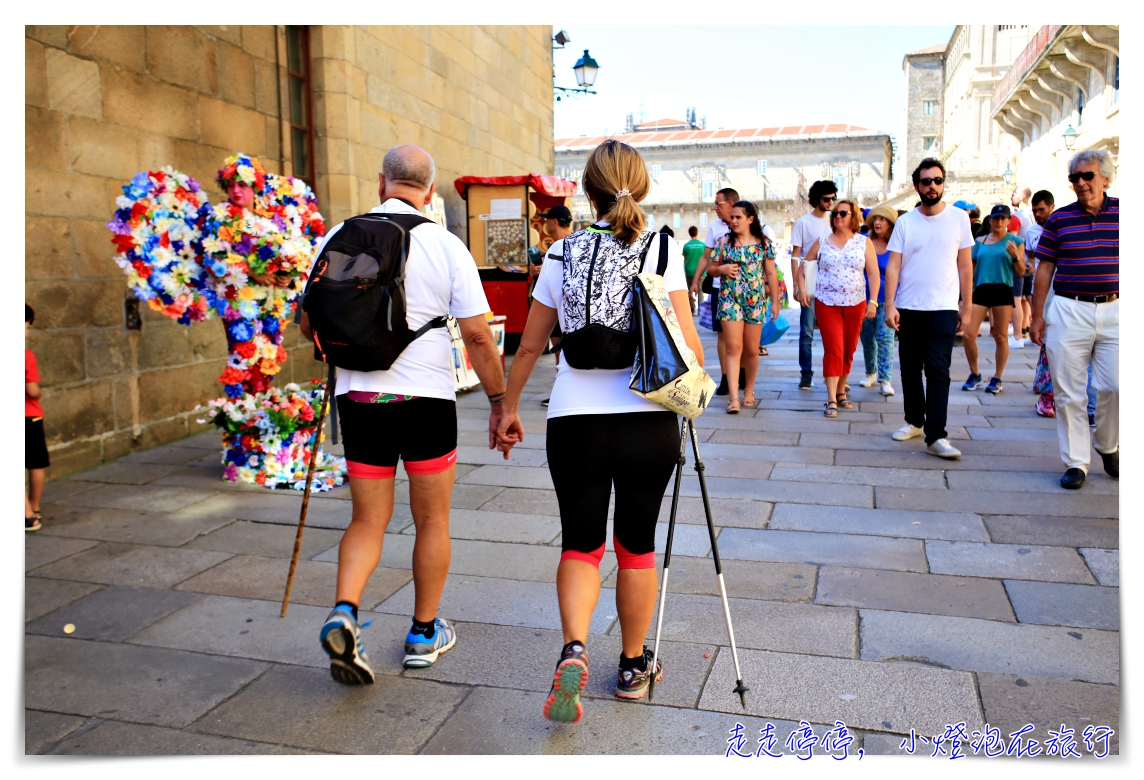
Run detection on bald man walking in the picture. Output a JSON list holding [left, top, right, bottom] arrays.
[[301, 145, 507, 684]]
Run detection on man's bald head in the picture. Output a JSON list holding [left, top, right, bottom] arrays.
[[383, 145, 436, 192]]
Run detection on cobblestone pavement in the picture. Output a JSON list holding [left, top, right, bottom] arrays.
[[25, 311, 1119, 756]]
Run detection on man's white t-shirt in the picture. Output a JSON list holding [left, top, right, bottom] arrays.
[[790, 212, 831, 260], [1024, 223, 1044, 270], [532, 230, 688, 418], [317, 199, 491, 401], [887, 203, 975, 311], [1014, 207, 1034, 241], [704, 220, 730, 289]]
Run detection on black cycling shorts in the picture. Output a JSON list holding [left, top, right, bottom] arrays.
[[546, 411, 680, 569], [973, 283, 1016, 309], [336, 396, 457, 478]]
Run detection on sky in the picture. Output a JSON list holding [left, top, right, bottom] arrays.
[[552, 26, 955, 151]]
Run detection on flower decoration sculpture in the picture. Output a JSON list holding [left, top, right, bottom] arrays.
[[109, 154, 342, 491]]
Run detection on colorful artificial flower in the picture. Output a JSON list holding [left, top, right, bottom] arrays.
[[216, 152, 268, 194]]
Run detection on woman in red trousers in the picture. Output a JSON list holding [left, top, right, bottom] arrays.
[[794, 199, 880, 417]]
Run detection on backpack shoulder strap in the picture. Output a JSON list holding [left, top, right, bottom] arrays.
[[656, 232, 670, 276]]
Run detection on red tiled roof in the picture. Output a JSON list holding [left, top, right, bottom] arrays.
[[635, 118, 689, 129], [907, 44, 946, 56], [554, 124, 872, 147]]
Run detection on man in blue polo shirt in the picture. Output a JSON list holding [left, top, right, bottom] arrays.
[[1030, 149, 1119, 490]]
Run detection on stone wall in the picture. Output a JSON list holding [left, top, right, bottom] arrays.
[[25, 25, 554, 478], [903, 54, 943, 177]]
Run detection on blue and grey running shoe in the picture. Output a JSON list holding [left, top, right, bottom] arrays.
[[402, 617, 456, 668], [544, 642, 589, 723], [319, 605, 374, 685], [985, 377, 1003, 394], [962, 373, 984, 391], [614, 646, 664, 700]]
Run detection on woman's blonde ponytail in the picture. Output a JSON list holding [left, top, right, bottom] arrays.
[[582, 140, 651, 244]]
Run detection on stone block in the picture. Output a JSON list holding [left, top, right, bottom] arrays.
[[24, 216, 72, 278], [27, 585, 201, 641], [377, 574, 617, 634], [38, 478, 101, 506], [657, 496, 773, 530], [57, 484, 218, 513], [606, 555, 816, 602], [770, 504, 988, 542], [859, 609, 1119, 684], [26, 106, 68, 173], [185, 519, 345, 559], [25, 171, 110, 220], [45, 47, 102, 119], [40, 381, 118, 444], [394, 481, 504, 511], [25, 577, 103, 623], [38, 538, 222, 585], [984, 515, 1118, 549], [101, 67, 199, 140], [72, 217, 123, 279], [241, 25, 277, 61], [677, 475, 872, 508], [699, 647, 984, 735], [49, 720, 315, 755], [26, 38, 48, 108], [39, 506, 230, 547], [948, 469, 1118, 495], [193, 665, 465, 753], [69, 115, 140, 179], [694, 441, 835, 465], [876, 487, 1117, 519], [67, 460, 185, 485], [217, 42, 256, 108], [145, 26, 217, 94], [24, 709, 86, 755], [701, 459, 775, 480], [966, 427, 1056, 442], [835, 448, 1063, 473], [456, 465, 554, 490], [708, 428, 803, 447], [176, 491, 353, 530], [175, 555, 409, 611], [25, 536, 99, 572], [719, 528, 928, 572], [816, 567, 1015, 621], [27, 330, 84, 385], [770, 464, 945, 489], [477, 487, 560, 516], [977, 672, 1119, 756], [381, 535, 564, 583], [1004, 580, 1118, 630], [199, 95, 265, 153], [926, 541, 1095, 584], [455, 444, 547, 468], [81, 329, 132, 380], [1080, 548, 1118, 586], [25, 634, 267, 728], [41, 440, 103, 479], [64, 25, 147, 71], [253, 59, 279, 115], [441, 508, 561, 544]]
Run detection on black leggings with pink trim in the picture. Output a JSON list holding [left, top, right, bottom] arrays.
[[336, 395, 457, 478], [546, 410, 680, 569]]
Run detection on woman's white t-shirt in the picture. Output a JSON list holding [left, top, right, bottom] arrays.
[[532, 229, 688, 418]]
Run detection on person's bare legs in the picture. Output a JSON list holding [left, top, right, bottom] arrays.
[[407, 466, 456, 622], [740, 323, 763, 402], [722, 321, 745, 400], [335, 476, 396, 606], [28, 468, 45, 513], [616, 568, 658, 658], [716, 331, 726, 381], [825, 375, 841, 404], [990, 306, 1013, 379], [963, 304, 989, 376], [557, 558, 601, 644]]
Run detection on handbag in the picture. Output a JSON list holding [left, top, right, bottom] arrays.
[[701, 274, 715, 295], [697, 296, 714, 330], [630, 236, 717, 419], [759, 298, 790, 346]]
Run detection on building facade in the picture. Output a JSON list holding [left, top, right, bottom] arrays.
[[902, 45, 945, 178], [555, 123, 893, 244], [25, 25, 554, 476]]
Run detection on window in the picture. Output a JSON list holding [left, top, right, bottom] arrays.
[[1077, 88, 1085, 125], [702, 181, 715, 200], [923, 136, 937, 150], [673, 213, 681, 229], [700, 213, 708, 228], [645, 213, 655, 229], [923, 101, 935, 115], [286, 26, 315, 183], [832, 166, 847, 197], [756, 159, 768, 177], [650, 164, 662, 179]]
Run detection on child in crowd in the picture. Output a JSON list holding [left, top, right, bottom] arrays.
[[26, 304, 48, 532]]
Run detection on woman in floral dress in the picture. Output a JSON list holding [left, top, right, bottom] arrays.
[[709, 201, 780, 413]]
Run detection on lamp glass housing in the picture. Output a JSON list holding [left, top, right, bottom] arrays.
[[573, 50, 599, 88]]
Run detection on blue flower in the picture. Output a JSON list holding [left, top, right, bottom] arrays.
[[229, 321, 253, 341]]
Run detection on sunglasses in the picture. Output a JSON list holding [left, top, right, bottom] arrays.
[[919, 177, 945, 186], [820, 196, 836, 204], [1068, 171, 1097, 184], [833, 210, 851, 219]]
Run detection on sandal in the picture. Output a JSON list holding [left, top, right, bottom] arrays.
[[835, 394, 854, 410], [758, 345, 768, 356], [726, 400, 741, 414], [823, 401, 839, 418], [743, 393, 757, 408]]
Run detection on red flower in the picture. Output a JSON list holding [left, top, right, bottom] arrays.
[[276, 345, 288, 363], [235, 341, 257, 359], [255, 472, 267, 485], [219, 367, 245, 385], [130, 202, 148, 220]]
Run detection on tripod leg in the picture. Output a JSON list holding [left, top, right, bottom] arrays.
[[648, 418, 687, 702], [687, 419, 749, 709]]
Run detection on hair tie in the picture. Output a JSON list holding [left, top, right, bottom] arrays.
[[615, 189, 631, 198]]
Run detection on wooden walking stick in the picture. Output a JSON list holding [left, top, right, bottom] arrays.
[[280, 372, 334, 617]]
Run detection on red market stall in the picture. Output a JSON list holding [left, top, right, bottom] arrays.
[[454, 174, 578, 347]]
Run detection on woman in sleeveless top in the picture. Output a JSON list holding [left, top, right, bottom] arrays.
[[859, 206, 897, 396], [797, 199, 880, 417]]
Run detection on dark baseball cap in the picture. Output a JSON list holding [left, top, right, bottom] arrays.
[[989, 204, 1011, 220], [538, 205, 572, 222]]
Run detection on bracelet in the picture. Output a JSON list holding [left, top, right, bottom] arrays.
[[489, 397, 504, 405], [487, 392, 506, 405]]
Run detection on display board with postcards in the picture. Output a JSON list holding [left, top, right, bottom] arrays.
[[449, 314, 506, 392]]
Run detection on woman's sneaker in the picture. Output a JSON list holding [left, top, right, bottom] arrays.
[[1035, 394, 1055, 417], [615, 646, 664, 700], [985, 377, 1003, 394], [319, 606, 375, 685], [860, 373, 877, 387], [544, 642, 589, 723], [403, 617, 457, 668], [962, 373, 984, 391], [880, 381, 895, 396]]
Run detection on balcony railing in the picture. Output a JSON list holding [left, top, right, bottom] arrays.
[[993, 25, 1064, 109]]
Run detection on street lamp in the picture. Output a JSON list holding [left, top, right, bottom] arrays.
[[572, 50, 599, 89], [1062, 124, 1079, 150], [1002, 164, 1014, 186], [553, 32, 600, 101]]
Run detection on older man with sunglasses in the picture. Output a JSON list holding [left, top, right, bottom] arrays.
[[1029, 150, 1119, 490]]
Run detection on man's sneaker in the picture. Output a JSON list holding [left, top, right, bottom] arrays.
[[985, 377, 1003, 394], [716, 374, 729, 396], [403, 617, 456, 668], [25, 517, 42, 532], [962, 373, 984, 391], [319, 606, 375, 685], [860, 373, 878, 387], [880, 381, 895, 397], [892, 424, 924, 441], [926, 438, 962, 459], [541, 398, 550, 407], [798, 376, 813, 391], [544, 642, 589, 723], [614, 646, 664, 701]]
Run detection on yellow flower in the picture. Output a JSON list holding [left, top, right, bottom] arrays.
[[238, 286, 256, 300], [260, 358, 282, 375]]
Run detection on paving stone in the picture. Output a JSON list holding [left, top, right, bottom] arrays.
[[169, 431, 224, 449], [604, 556, 816, 602], [1080, 548, 1118, 586], [803, 432, 1041, 457], [815, 567, 1014, 621], [458, 429, 548, 450], [25, 635, 268, 728], [859, 733, 929, 756], [120, 445, 214, 465], [184, 520, 347, 560], [388, 535, 565, 582], [877, 487, 1118, 519], [699, 647, 984, 735], [175, 492, 354, 530], [193, 665, 466, 753], [177, 553, 410, 609], [457, 465, 555, 490], [66, 460, 187, 485], [1003, 581, 1119, 630], [24, 536, 99, 572], [701, 459, 776, 480], [657, 496, 773, 530], [32, 543, 233, 589], [38, 480, 102, 505], [981, 415, 1062, 429], [849, 422, 970, 439], [679, 475, 872, 508], [54, 484, 219, 513], [769, 463, 945, 489], [984, 516, 1119, 549], [404, 621, 716, 709], [376, 575, 617, 635], [24, 710, 87, 754], [49, 720, 317, 755], [859, 610, 1119, 684], [770, 504, 988, 542], [707, 429, 800, 446], [947, 470, 1119, 495], [38, 507, 232, 547], [836, 450, 1065, 474], [692, 441, 834, 465], [27, 586, 202, 641], [926, 541, 1095, 584], [149, 467, 270, 493], [977, 673, 1119, 755], [478, 487, 562, 517], [25, 578, 103, 622], [965, 427, 1056, 442], [392, 481, 505, 510], [455, 444, 548, 467], [719, 528, 928, 572], [628, 592, 856, 658], [424, 507, 560, 544]]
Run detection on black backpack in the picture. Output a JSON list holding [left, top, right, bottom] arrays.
[[297, 211, 447, 372]]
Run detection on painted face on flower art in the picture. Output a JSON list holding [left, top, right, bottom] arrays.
[[227, 181, 256, 209]]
